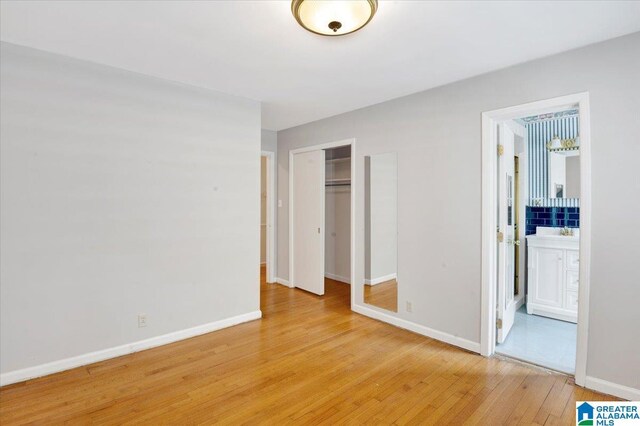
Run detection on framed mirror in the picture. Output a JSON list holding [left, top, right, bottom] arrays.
[[364, 152, 398, 312], [548, 150, 580, 199]]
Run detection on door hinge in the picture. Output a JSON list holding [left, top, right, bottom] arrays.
[[497, 144, 504, 156], [497, 231, 504, 242], [496, 318, 503, 329]]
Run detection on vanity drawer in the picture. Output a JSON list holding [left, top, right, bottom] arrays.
[[566, 270, 580, 291], [566, 290, 579, 311], [566, 250, 580, 271]]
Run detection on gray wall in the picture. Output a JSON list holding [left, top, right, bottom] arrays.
[[261, 129, 277, 153], [566, 155, 581, 199], [0, 43, 261, 375], [277, 33, 640, 390]]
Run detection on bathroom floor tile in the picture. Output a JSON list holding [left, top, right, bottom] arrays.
[[496, 305, 577, 374]]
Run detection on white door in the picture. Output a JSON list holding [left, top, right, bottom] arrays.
[[497, 123, 518, 343], [292, 150, 325, 295]]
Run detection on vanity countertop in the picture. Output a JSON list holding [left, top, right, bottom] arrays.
[[526, 227, 579, 246]]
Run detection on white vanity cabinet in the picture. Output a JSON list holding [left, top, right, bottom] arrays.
[[526, 230, 579, 323]]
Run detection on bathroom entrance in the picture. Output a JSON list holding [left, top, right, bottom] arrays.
[[481, 93, 591, 384]]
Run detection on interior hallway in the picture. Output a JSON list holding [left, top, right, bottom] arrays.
[[0, 269, 617, 424]]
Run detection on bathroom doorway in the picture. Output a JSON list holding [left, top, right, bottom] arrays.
[[261, 151, 276, 284], [481, 93, 591, 385]]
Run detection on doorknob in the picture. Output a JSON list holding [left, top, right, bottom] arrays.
[[318, 228, 320, 234]]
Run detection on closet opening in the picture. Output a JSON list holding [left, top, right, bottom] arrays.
[[324, 146, 352, 304], [289, 140, 354, 307]]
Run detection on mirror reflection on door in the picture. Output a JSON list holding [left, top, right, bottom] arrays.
[[364, 152, 398, 312]]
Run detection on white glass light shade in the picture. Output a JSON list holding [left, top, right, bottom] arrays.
[[292, 0, 378, 36]]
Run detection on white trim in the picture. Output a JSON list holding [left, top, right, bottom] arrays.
[[525, 303, 577, 323], [364, 273, 397, 286], [514, 294, 525, 311], [574, 95, 591, 388], [289, 138, 356, 306], [0, 310, 262, 387], [325, 272, 351, 284], [480, 92, 591, 387], [513, 124, 527, 306], [275, 277, 292, 288], [261, 150, 276, 284], [584, 376, 640, 401], [353, 304, 480, 354]]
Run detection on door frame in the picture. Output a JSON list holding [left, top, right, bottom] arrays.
[[289, 139, 356, 305], [496, 122, 517, 344], [480, 92, 591, 386], [261, 150, 276, 284], [509, 121, 527, 311]]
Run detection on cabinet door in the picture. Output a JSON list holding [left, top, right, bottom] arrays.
[[566, 250, 580, 271], [531, 248, 564, 308], [566, 290, 579, 311], [566, 270, 579, 292]]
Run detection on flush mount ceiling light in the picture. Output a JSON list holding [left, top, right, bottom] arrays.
[[291, 0, 378, 36]]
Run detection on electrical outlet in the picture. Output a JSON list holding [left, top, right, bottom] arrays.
[[406, 302, 412, 313], [138, 314, 147, 328], [278, 199, 283, 208]]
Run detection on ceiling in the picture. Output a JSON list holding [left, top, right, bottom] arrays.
[[2, 1, 639, 131]]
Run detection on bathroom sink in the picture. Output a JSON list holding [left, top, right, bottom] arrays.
[[527, 226, 579, 241]]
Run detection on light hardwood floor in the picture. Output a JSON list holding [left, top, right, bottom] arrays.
[[364, 279, 398, 312], [0, 268, 617, 424]]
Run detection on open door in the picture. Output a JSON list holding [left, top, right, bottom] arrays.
[[292, 149, 325, 295], [497, 123, 518, 343]]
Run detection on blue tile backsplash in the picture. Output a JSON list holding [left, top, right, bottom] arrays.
[[525, 207, 580, 235]]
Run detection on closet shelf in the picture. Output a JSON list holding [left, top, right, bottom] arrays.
[[325, 178, 351, 187]]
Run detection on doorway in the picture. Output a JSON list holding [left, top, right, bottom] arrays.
[[481, 93, 592, 385], [289, 139, 355, 305], [261, 151, 275, 284]]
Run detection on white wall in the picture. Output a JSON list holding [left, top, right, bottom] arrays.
[[0, 42, 261, 379], [325, 158, 351, 283], [276, 33, 640, 392], [365, 153, 397, 283]]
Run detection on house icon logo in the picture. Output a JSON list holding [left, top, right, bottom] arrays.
[[577, 402, 594, 425]]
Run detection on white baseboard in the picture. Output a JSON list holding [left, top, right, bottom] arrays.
[[0, 310, 262, 387], [275, 277, 292, 288], [515, 295, 525, 311], [352, 303, 480, 354], [584, 376, 640, 401], [365, 273, 397, 286], [325, 272, 351, 284]]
